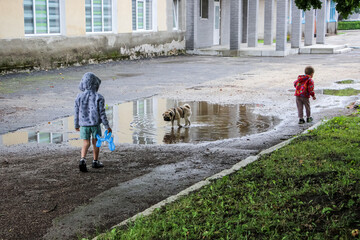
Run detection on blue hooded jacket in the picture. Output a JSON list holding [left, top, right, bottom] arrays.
[[74, 72, 109, 129]]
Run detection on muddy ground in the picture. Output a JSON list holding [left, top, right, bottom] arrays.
[[1, 31, 360, 240]]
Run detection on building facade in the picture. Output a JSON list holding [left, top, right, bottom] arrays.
[[0, 0, 340, 71], [0, 0, 186, 71], [186, 0, 338, 50]]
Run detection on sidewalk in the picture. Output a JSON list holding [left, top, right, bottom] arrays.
[[189, 30, 360, 57]]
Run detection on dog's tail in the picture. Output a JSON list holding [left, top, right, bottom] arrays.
[[183, 104, 191, 109]]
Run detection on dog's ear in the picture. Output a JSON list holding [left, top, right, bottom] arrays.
[[169, 112, 173, 117]]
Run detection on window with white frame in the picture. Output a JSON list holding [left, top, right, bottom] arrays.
[[200, 0, 208, 19], [173, 0, 179, 29], [86, 0, 113, 33], [23, 0, 61, 35], [132, 0, 153, 31]]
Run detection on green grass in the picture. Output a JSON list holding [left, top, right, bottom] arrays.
[[336, 80, 355, 84], [258, 35, 290, 44], [323, 88, 360, 96], [95, 116, 360, 240], [338, 21, 360, 30], [258, 39, 276, 44]]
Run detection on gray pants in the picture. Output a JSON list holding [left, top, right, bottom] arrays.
[[296, 96, 311, 119]]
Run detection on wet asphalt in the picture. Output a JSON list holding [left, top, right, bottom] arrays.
[[1, 31, 360, 239]]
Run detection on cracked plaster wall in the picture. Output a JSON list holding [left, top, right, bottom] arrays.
[[0, 31, 185, 72]]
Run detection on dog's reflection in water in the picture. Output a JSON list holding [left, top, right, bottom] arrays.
[[163, 127, 190, 144]]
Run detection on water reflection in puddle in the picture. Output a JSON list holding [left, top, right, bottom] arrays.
[[0, 98, 279, 147]]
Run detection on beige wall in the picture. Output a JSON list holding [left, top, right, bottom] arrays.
[[118, 0, 132, 33], [0, 0, 24, 39], [0, 0, 169, 39], [1, 132, 28, 146], [114, 101, 133, 144], [158, 0, 167, 31], [65, 0, 86, 36]]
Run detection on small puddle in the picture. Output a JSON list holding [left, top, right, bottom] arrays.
[[0, 97, 279, 147]]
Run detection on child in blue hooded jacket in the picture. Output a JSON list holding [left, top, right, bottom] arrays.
[[74, 72, 112, 172]]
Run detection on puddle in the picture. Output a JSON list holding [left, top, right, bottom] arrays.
[[0, 97, 279, 147]]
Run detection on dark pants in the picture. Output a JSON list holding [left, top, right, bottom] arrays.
[[296, 96, 311, 119]]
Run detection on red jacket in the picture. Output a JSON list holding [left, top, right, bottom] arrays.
[[294, 75, 315, 98]]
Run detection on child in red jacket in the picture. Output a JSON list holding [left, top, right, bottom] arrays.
[[294, 66, 316, 124]]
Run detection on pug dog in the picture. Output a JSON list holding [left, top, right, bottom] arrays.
[[163, 104, 192, 128]]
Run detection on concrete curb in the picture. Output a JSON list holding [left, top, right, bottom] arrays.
[[94, 120, 325, 239]]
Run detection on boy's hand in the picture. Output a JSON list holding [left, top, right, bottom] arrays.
[[312, 96, 316, 100], [107, 127, 112, 133], [75, 128, 80, 132]]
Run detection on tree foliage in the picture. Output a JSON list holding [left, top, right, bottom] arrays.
[[295, 0, 360, 19]]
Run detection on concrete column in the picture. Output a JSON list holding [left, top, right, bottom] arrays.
[[185, 0, 197, 50], [264, 0, 274, 45], [276, 0, 288, 51], [242, 0, 248, 43], [304, 9, 315, 46], [247, 0, 258, 47], [316, 0, 327, 44], [230, 0, 242, 50], [291, 0, 302, 48]]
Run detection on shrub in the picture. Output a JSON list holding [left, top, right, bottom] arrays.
[[338, 21, 360, 30]]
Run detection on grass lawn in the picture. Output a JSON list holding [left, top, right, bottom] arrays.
[[95, 115, 360, 240], [323, 88, 360, 96], [338, 21, 360, 30], [336, 80, 355, 85]]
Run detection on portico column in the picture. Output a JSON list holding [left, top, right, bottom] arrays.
[[230, 0, 242, 50], [242, 0, 248, 43], [185, 0, 197, 50], [276, 0, 288, 51], [264, 0, 274, 45], [304, 9, 315, 46], [316, 0, 327, 44], [291, 0, 302, 48], [247, 0, 258, 47]]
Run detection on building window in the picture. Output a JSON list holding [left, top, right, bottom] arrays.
[[302, 10, 305, 24], [200, 0, 208, 19], [329, 0, 336, 22], [132, 0, 153, 31], [24, 0, 61, 35], [86, 0, 113, 33], [173, 0, 179, 29]]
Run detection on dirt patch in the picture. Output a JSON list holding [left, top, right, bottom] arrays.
[[0, 145, 198, 239]]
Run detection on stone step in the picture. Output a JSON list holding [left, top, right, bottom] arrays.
[[299, 44, 350, 54], [334, 48, 352, 54]]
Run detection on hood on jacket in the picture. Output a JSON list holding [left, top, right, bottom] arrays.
[[297, 74, 311, 83], [79, 72, 101, 92]]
